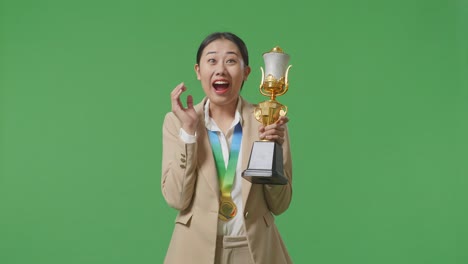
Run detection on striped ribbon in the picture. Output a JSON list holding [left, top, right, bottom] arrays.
[[207, 123, 242, 199]]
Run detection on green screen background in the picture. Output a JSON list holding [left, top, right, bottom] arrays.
[[1, 0, 467, 263]]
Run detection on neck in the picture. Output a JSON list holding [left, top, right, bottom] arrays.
[[209, 98, 239, 133], [209, 98, 238, 118]]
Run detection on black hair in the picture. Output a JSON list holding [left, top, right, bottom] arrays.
[[196, 32, 249, 66]]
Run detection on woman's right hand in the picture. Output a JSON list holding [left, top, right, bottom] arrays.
[[171, 82, 199, 135]]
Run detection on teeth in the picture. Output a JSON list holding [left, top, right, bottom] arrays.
[[214, 81, 228, 85]]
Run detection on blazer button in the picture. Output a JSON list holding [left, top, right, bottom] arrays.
[[244, 211, 249, 219], [181, 153, 186, 158], [180, 158, 186, 163], [180, 164, 186, 169]]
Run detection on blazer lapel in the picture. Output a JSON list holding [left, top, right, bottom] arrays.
[[195, 99, 220, 200], [240, 97, 255, 208]]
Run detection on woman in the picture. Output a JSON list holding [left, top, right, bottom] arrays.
[[161, 32, 293, 264]]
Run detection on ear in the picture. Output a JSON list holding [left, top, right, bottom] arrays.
[[194, 64, 201, 80], [243, 66, 251, 81]]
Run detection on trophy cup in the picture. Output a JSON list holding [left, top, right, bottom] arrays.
[[242, 46, 291, 185]]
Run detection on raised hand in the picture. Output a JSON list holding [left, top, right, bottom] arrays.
[[171, 82, 199, 135]]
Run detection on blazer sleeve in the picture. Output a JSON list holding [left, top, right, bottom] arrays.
[[161, 112, 198, 211], [263, 124, 293, 215]]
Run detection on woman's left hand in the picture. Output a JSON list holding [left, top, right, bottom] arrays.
[[258, 116, 289, 145]]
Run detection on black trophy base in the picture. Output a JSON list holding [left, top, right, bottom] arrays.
[[242, 141, 288, 185]]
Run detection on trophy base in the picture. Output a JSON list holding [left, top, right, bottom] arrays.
[[242, 141, 288, 185]]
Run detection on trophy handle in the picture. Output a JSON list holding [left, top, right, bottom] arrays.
[[276, 65, 292, 97], [254, 107, 262, 122], [260, 67, 264, 88], [259, 67, 270, 97], [279, 105, 288, 117]]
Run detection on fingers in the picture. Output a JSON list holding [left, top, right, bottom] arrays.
[[170, 83, 199, 133], [257, 116, 289, 132], [258, 125, 265, 133], [275, 115, 289, 125], [258, 116, 289, 144], [260, 126, 285, 143], [186, 95, 194, 110], [171, 82, 186, 112], [171, 82, 195, 113], [171, 82, 186, 98]]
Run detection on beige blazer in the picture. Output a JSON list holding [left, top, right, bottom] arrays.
[[162, 96, 293, 264]]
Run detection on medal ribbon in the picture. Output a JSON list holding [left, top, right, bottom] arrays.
[[208, 123, 242, 199]]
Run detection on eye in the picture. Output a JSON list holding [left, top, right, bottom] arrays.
[[226, 58, 237, 64], [207, 58, 216, 64]]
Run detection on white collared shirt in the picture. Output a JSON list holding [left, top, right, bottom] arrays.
[[179, 99, 246, 236]]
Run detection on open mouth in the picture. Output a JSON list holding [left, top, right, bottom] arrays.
[[212, 80, 230, 94]]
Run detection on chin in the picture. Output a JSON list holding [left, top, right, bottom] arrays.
[[209, 95, 238, 106]]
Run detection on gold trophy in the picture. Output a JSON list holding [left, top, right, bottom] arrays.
[[242, 46, 291, 185]]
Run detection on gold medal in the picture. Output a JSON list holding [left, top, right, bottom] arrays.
[[218, 196, 237, 221]]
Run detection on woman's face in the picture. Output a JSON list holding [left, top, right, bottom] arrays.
[[195, 39, 251, 108]]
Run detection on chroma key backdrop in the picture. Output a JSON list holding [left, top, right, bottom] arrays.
[[1, 0, 467, 263]]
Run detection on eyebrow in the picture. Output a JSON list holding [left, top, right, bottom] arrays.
[[205, 51, 239, 56]]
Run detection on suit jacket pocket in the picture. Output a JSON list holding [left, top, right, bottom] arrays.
[[175, 211, 193, 226], [263, 211, 275, 227]]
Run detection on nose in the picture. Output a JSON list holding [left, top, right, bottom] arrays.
[[214, 63, 227, 76]]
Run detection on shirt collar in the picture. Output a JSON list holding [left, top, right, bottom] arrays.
[[204, 98, 243, 132]]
